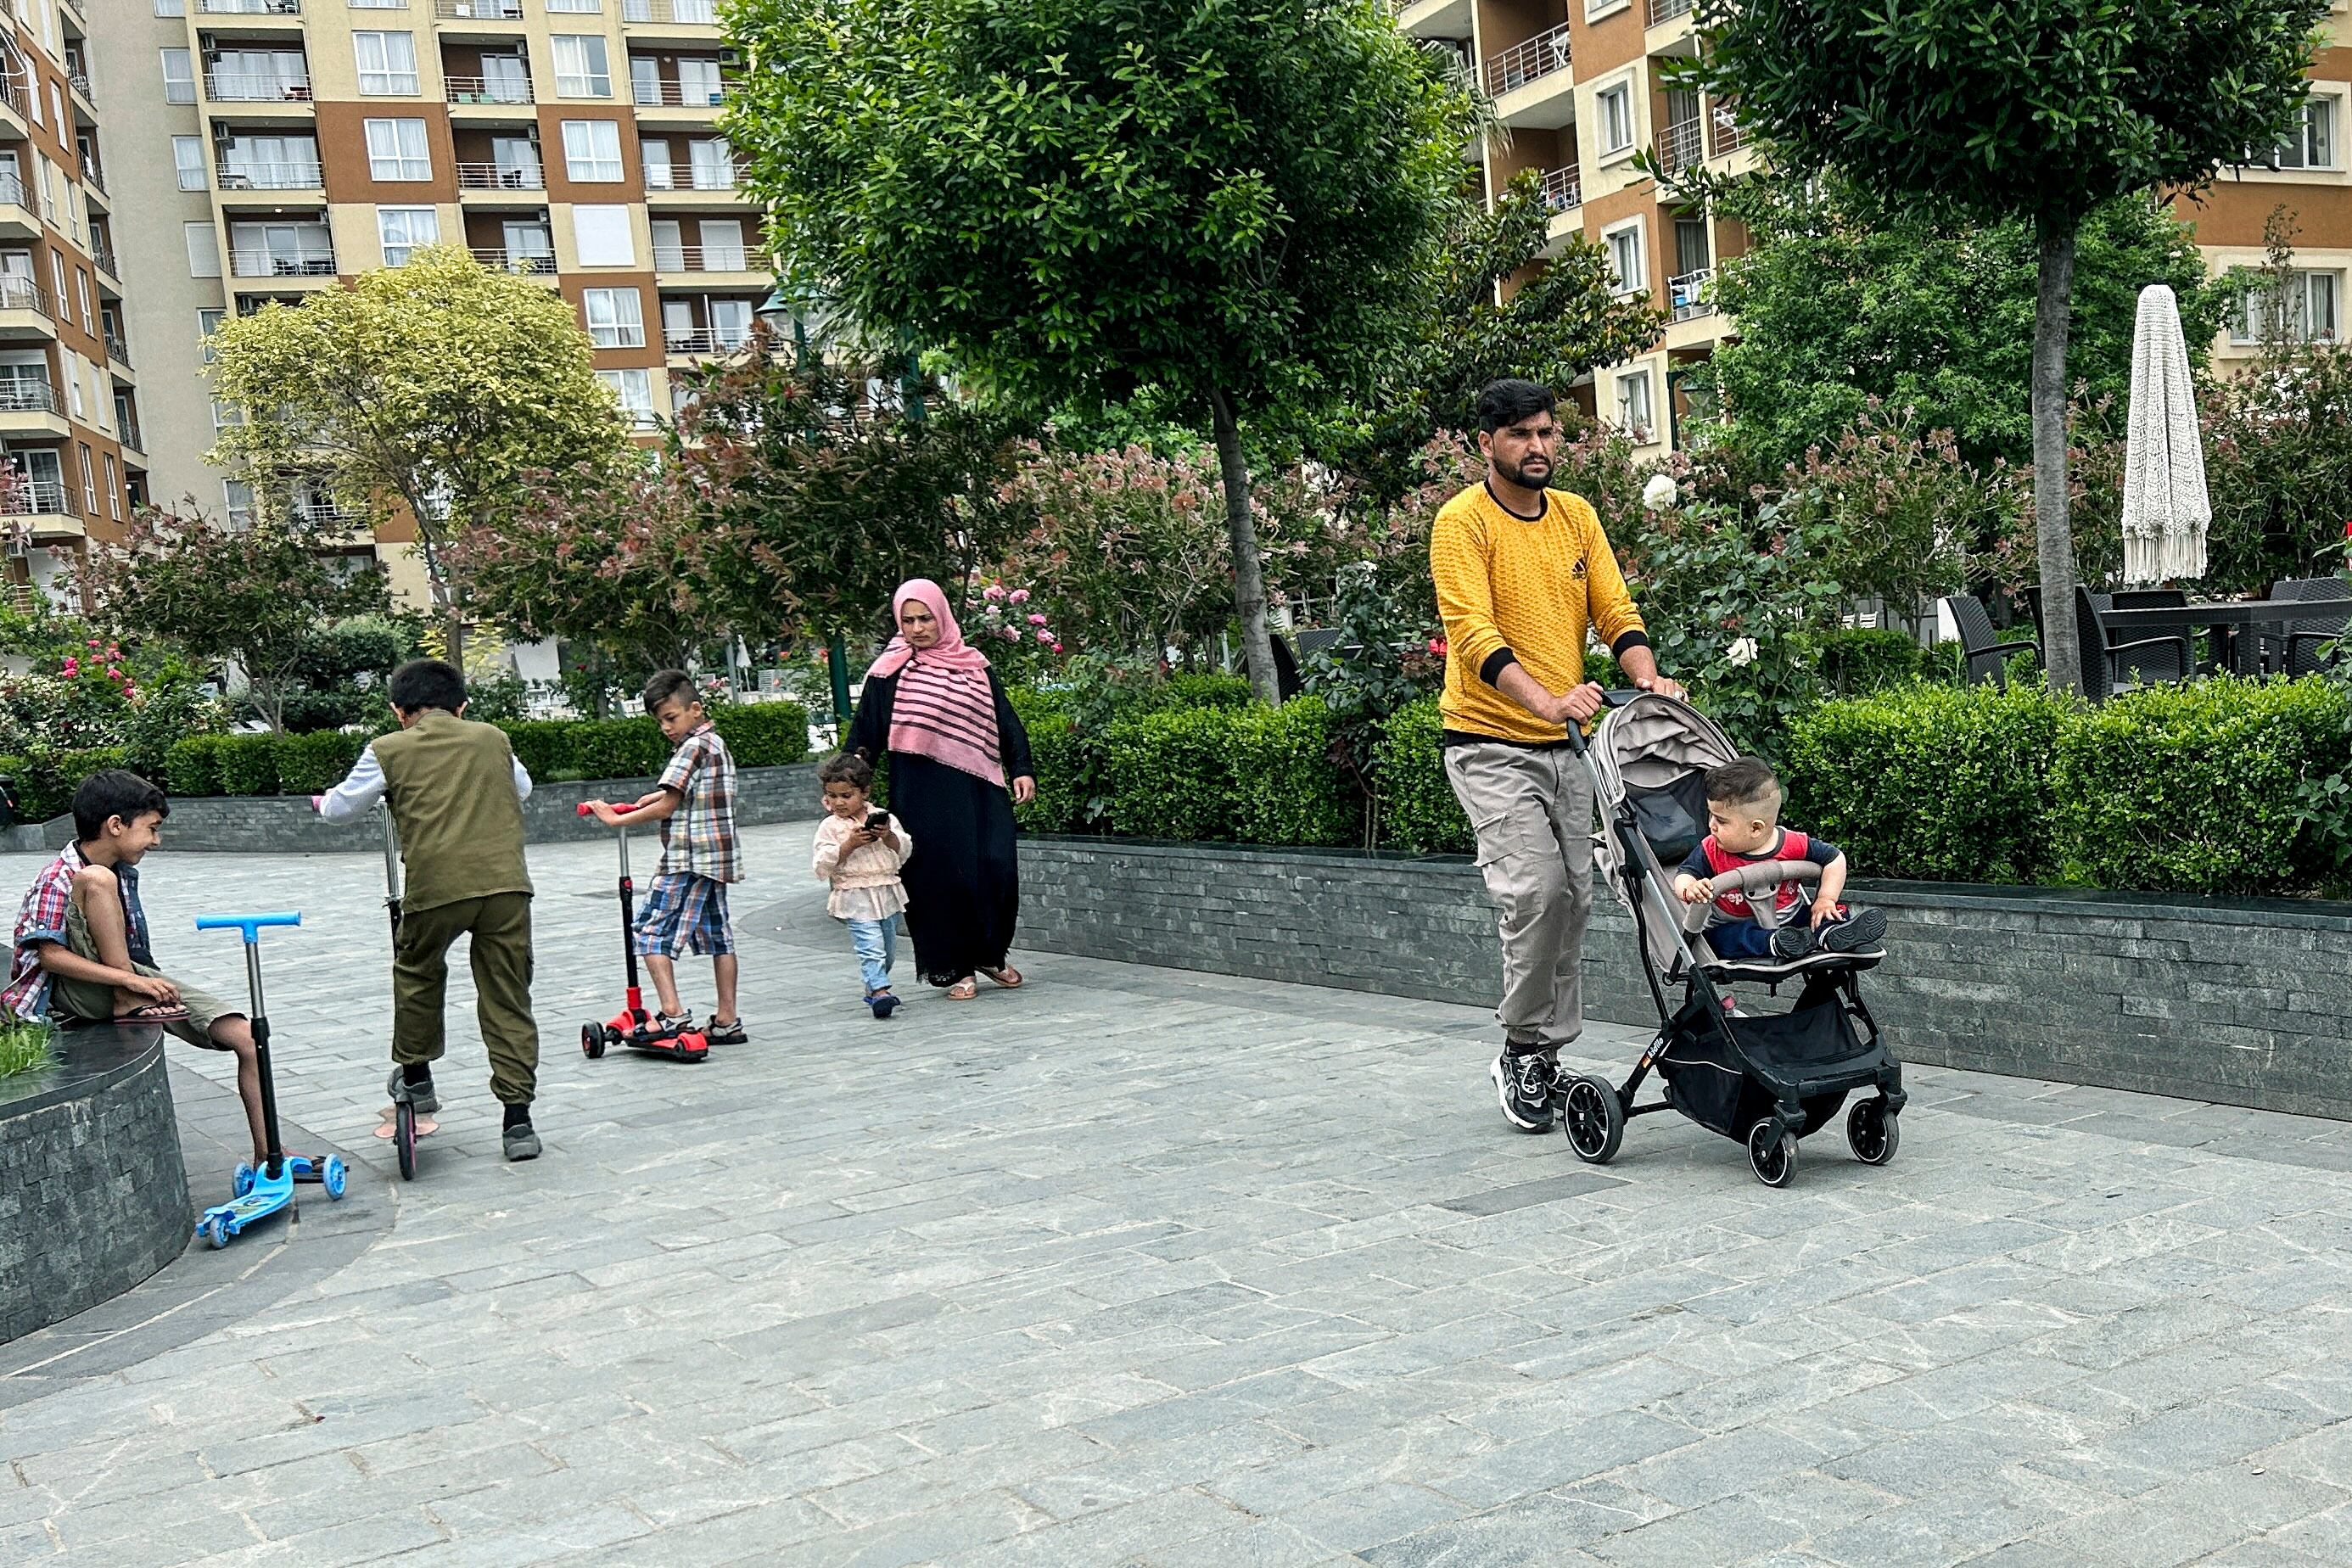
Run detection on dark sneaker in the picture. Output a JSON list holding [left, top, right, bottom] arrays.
[[502, 1120, 541, 1162], [701, 1016, 748, 1045], [1820, 907, 1889, 953], [1491, 1049, 1560, 1133], [867, 992, 900, 1020], [385, 1067, 439, 1116], [1769, 925, 1818, 960]]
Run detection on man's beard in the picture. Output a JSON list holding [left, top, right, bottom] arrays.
[[1493, 453, 1551, 491]]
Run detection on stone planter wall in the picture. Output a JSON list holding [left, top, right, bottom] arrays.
[[1016, 837, 2352, 1121]]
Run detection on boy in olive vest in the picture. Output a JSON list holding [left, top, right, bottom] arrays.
[[316, 659, 544, 1161]]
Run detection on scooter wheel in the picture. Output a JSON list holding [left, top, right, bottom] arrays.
[[395, 1101, 417, 1181], [202, 1214, 230, 1249], [1748, 1121, 1797, 1189], [581, 1023, 606, 1060], [322, 1156, 348, 1199], [232, 1162, 256, 1199]]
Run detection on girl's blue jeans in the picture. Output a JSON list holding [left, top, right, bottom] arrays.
[[848, 915, 899, 994]]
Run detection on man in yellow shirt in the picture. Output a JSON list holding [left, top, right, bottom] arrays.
[[1432, 379, 1683, 1134]]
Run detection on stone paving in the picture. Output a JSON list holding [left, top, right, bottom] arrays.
[[6, 822, 2352, 1565]]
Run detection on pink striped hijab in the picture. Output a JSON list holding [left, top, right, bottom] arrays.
[[870, 580, 1004, 787]]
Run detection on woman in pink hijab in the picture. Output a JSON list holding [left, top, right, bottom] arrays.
[[846, 580, 1037, 1000]]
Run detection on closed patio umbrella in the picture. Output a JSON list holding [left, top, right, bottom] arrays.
[[2120, 283, 2212, 585]]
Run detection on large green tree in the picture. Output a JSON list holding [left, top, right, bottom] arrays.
[[1689, 0, 2327, 692], [725, 0, 1470, 701], [1704, 178, 2234, 474], [204, 246, 632, 654]]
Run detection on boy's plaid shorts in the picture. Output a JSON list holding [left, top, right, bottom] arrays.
[[632, 872, 734, 958]]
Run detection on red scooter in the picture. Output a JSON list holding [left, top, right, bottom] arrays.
[[575, 800, 709, 1064]]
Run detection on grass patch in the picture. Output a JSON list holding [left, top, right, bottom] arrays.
[[0, 1016, 53, 1078]]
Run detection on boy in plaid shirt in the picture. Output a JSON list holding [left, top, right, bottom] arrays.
[[585, 669, 744, 1042]]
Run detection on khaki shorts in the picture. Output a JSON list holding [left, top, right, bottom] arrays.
[[50, 899, 239, 1050]]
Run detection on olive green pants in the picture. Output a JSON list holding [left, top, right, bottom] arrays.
[[393, 892, 539, 1106]]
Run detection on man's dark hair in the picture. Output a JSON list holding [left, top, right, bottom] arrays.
[[74, 769, 169, 842], [388, 658, 466, 714], [1476, 378, 1558, 434], [1705, 757, 1781, 814], [818, 753, 875, 790], [642, 669, 697, 713]]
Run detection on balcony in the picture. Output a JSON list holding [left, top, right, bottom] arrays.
[[231, 249, 337, 278], [1668, 267, 1713, 322], [67, 71, 92, 103], [1537, 165, 1581, 214], [0, 381, 57, 416], [293, 500, 365, 528], [0, 173, 34, 240], [622, 0, 720, 23], [653, 245, 762, 274], [1710, 106, 1748, 159], [456, 161, 546, 191], [1485, 23, 1570, 98], [217, 159, 323, 190], [80, 161, 106, 199], [632, 79, 729, 109], [445, 76, 534, 106], [104, 333, 131, 367], [200, 0, 302, 10], [0, 277, 56, 334], [434, 0, 525, 16], [1647, 0, 1693, 24], [664, 328, 750, 356], [205, 72, 315, 104], [470, 247, 558, 275], [89, 240, 117, 278], [645, 162, 737, 193], [3, 479, 72, 518], [1656, 117, 1705, 175], [118, 415, 143, 456]]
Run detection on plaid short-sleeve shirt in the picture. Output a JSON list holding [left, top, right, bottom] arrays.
[[658, 722, 740, 882], [3, 843, 153, 1019]]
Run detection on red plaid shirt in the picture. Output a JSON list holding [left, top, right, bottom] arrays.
[[4, 843, 151, 1019], [657, 723, 740, 882]]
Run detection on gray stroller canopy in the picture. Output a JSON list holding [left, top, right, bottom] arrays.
[[1588, 692, 1743, 953]]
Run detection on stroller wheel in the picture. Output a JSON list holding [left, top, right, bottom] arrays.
[[1560, 1076, 1624, 1164], [1848, 1099, 1900, 1166], [1748, 1121, 1797, 1188]]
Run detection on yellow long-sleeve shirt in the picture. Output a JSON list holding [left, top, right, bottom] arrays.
[[1432, 482, 1648, 746]]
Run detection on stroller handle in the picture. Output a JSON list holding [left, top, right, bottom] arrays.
[[1560, 687, 1645, 757], [1680, 860, 1823, 932]]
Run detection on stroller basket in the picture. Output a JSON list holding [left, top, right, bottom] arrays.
[[1657, 994, 1886, 1142]]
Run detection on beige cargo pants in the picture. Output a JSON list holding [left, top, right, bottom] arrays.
[[1444, 740, 1594, 1050]]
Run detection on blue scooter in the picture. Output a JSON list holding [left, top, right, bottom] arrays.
[[193, 911, 346, 1248]]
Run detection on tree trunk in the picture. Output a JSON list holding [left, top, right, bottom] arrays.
[[2032, 212, 2082, 696], [1207, 385, 1279, 704]]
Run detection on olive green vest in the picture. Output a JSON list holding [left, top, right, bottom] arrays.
[[372, 709, 532, 912]]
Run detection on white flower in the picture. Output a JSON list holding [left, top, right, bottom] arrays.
[[1641, 473, 1679, 512], [1725, 636, 1760, 668]]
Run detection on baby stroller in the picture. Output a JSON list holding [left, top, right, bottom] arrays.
[[1557, 692, 1904, 1187]]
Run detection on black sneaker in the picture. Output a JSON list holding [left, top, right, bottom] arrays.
[[1769, 925, 1818, 960], [701, 1016, 748, 1044], [386, 1067, 439, 1116], [1491, 1049, 1560, 1133], [867, 992, 900, 1020], [502, 1121, 541, 1162], [1820, 907, 1889, 953]]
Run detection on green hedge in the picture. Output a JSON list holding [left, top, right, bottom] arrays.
[[272, 731, 368, 795], [1103, 696, 1359, 848], [711, 702, 813, 768], [165, 736, 224, 799], [216, 734, 280, 798], [0, 748, 129, 824], [1373, 697, 1470, 855]]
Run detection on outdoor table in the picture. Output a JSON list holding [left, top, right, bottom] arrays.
[[2103, 596, 2352, 678]]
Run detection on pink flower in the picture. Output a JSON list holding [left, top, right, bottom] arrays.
[[1051, 642, 1064, 654], [86, 639, 98, 649], [1428, 638, 1448, 657], [1035, 629, 1054, 644], [1008, 589, 1030, 605], [1001, 626, 1019, 641], [104, 665, 120, 679], [983, 584, 1007, 602], [1026, 613, 1048, 626]]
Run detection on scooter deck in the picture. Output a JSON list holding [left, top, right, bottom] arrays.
[[374, 1106, 440, 1139]]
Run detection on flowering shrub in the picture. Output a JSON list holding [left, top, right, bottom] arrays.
[[966, 580, 1065, 685], [0, 635, 225, 778]]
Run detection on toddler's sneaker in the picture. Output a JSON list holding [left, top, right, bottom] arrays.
[[701, 1016, 748, 1045], [1819, 907, 1889, 953], [867, 989, 900, 1020], [1491, 1047, 1560, 1133], [1769, 925, 1817, 960]]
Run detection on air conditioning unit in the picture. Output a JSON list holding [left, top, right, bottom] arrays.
[[719, 48, 740, 65], [6, 537, 27, 559]]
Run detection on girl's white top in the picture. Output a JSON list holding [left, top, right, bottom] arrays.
[[811, 812, 912, 921]]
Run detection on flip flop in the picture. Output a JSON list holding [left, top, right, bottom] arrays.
[[947, 979, 978, 1000], [983, 967, 1024, 990], [115, 1001, 191, 1023]]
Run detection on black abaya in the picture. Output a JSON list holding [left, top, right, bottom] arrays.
[[847, 669, 1034, 986]]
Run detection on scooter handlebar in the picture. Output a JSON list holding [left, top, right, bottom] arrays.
[[577, 800, 648, 818], [196, 911, 302, 944]]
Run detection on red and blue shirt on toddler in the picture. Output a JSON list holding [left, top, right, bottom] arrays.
[[1677, 829, 1842, 927]]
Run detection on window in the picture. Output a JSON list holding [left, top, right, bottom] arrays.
[[64, 355, 82, 418], [1604, 221, 1644, 295], [354, 32, 419, 95], [103, 453, 120, 519], [154, 0, 186, 14], [553, 35, 612, 98], [2239, 270, 2342, 344], [74, 272, 89, 333], [377, 206, 439, 266], [640, 137, 672, 188], [185, 221, 221, 277], [364, 118, 431, 181], [172, 136, 208, 192], [78, 445, 96, 517], [160, 48, 195, 104], [548, 0, 601, 10], [48, 84, 64, 134], [212, 399, 244, 434], [1673, 216, 1711, 278], [350, 0, 408, 8], [27, 73, 40, 131], [598, 367, 655, 424], [563, 120, 623, 182], [679, 59, 724, 106], [2271, 98, 2339, 171], [688, 138, 733, 188], [1598, 83, 1634, 156], [199, 306, 226, 361], [708, 298, 753, 348], [224, 479, 255, 529], [582, 287, 644, 347], [573, 204, 634, 266], [1615, 369, 1654, 438], [631, 55, 660, 105], [48, 252, 65, 316]]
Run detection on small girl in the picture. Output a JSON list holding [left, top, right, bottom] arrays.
[[811, 753, 913, 1019]]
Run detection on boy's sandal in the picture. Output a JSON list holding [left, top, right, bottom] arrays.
[[947, 978, 979, 1000], [983, 966, 1024, 989], [115, 1002, 191, 1023]]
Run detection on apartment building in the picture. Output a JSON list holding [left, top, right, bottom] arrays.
[[1398, 0, 2352, 451], [89, 0, 769, 589], [0, 0, 142, 602]]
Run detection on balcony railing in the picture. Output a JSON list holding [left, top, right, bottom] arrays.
[[1647, 0, 1693, 25], [201, 0, 301, 11], [652, 244, 756, 272], [68, 71, 93, 101], [470, 247, 558, 274], [645, 162, 736, 191], [1668, 267, 1713, 322], [632, 79, 728, 108], [80, 162, 106, 196], [456, 160, 546, 189], [445, 76, 534, 105], [206, 72, 315, 103], [664, 328, 750, 355], [0, 381, 57, 415], [1484, 22, 1571, 97], [1656, 117, 1705, 174], [1710, 106, 1748, 159], [623, 0, 719, 22], [90, 243, 117, 277], [231, 249, 336, 277], [1537, 165, 1581, 213], [218, 159, 322, 189], [434, 0, 524, 16], [104, 333, 130, 366], [294, 501, 365, 527], [119, 417, 143, 453], [3, 479, 70, 516], [0, 172, 26, 210], [0, 277, 53, 316]]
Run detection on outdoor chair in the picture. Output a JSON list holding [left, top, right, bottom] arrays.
[[2262, 576, 2352, 678], [1271, 631, 1302, 702], [2104, 587, 2212, 675], [2076, 587, 2193, 697], [1940, 595, 2036, 692]]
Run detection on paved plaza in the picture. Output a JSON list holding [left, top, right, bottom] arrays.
[[5, 822, 2352, 1565]]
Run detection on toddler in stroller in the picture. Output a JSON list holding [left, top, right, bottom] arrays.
[[1555, 692, 1905, 1187], [1670, 756, 1889, 962]]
